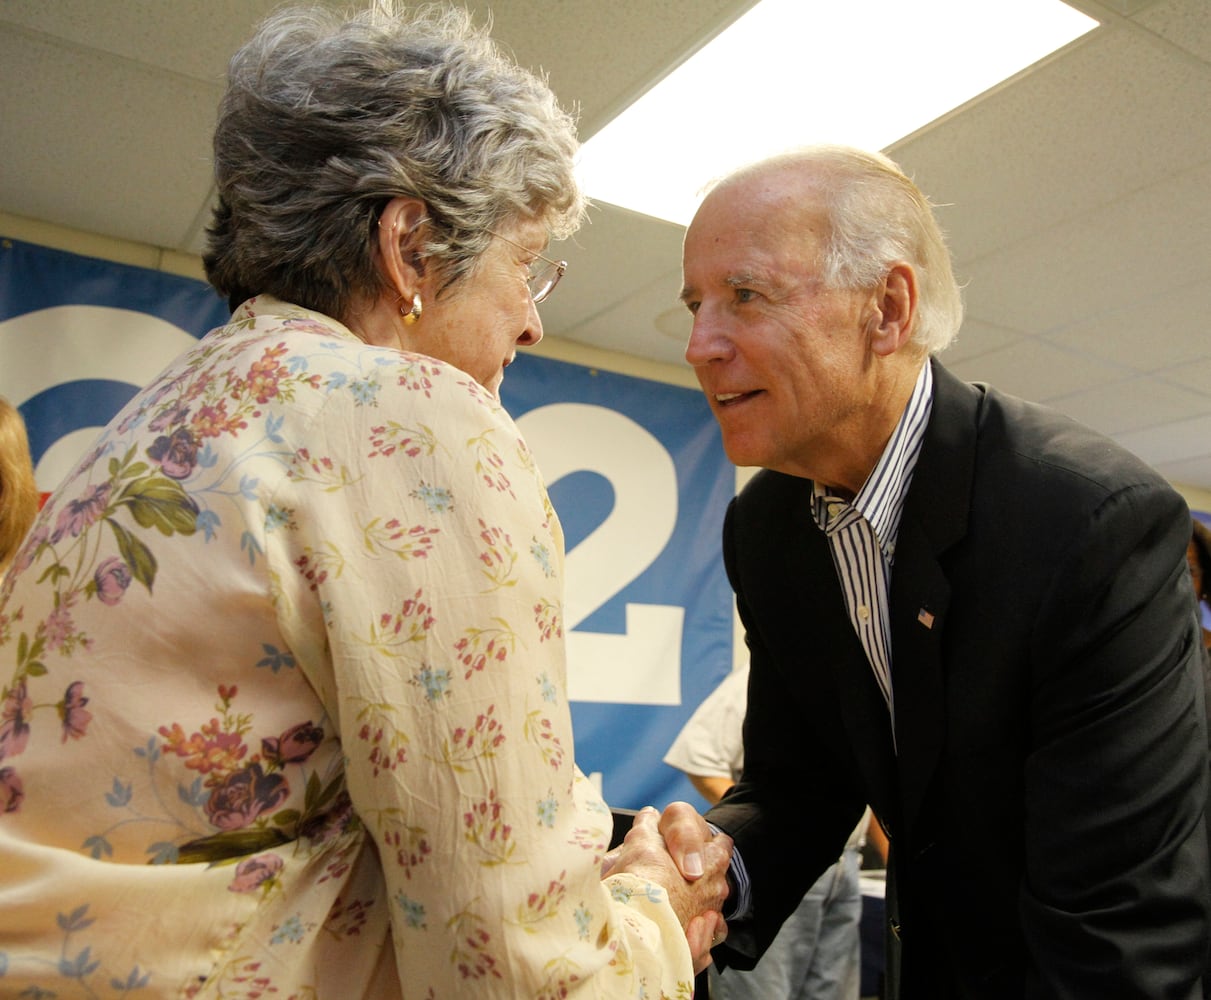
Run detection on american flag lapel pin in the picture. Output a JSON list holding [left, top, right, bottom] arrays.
[[917, 608, 935, 630]]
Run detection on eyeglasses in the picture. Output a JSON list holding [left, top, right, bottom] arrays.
[[486, 230, 567, 304]]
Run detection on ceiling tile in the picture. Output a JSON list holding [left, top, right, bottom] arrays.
[[0, 0, 289, 80], [958, 161, 1211, 337], [937, 318, 1025, 364], [893, 21, 1211, 264], [0, 29, 218, 248], [1156, 357, 1211, 396], [1135, 0, 1211, 62], [1048, 277, 1207, 373], [1152, 455, 1211, 492], [1049, 374, 1211, 435], [944, 336, 1127, 402], [540, 200, 687, 328], [1115, 412, 1211, 465]]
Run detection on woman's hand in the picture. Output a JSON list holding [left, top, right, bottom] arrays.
[[600, 804, 732, 973]]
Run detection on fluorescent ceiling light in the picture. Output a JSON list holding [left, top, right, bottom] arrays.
[[576, 0, 1097, 227]]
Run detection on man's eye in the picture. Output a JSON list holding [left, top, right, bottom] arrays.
[[736, 289, 756, 303], [684, 301, 701, 315]]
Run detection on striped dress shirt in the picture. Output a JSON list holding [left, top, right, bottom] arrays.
[[810, 361, 934, 737]]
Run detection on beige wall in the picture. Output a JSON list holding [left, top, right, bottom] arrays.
[[1179, 485, 1211, 514]]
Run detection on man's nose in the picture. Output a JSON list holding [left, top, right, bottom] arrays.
[[684, 309, 732, 367]]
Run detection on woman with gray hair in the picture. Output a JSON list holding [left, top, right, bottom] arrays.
[[0, 5, 729, 996]]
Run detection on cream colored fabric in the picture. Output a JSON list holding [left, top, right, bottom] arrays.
[[0, 297, 693, 998]]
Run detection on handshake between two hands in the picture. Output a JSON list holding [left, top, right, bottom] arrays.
[[599, 802, 734, 974]]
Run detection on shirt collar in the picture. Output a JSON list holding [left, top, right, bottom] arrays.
[[811, 362, 934, 558]]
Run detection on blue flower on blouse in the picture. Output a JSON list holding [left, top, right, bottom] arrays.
[[264, 504, 293, 532], [411, 482, 454, 514], [415, 666, 451, 702], [396, 893, 426, 929], [610, 882, 633, 904], [271, 914, 306, 944], [536, 793, 557, 828], [573, 903, 592, 940], [349, 378, 380, 405], [530, 539, 553, 577]]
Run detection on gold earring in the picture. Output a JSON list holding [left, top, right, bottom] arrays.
[[401, 293, 422, 325]]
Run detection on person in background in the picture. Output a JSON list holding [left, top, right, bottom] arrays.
[[665, 665, 875, 1000], [0, 5, 730, 997], [0, 396, 39, 580], [660, 144, 1209, 997], [1190, 518, 1211, 650], [1192, 516, 1211, 999]]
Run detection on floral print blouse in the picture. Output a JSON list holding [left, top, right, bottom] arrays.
[[0, 297, 694, 998]]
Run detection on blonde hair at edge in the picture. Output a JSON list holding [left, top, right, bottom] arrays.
[[0, 397, 39, 577]]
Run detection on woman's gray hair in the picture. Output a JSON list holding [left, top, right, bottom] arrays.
[[736, 146, 964, 355], [204, 2, 585, 318]]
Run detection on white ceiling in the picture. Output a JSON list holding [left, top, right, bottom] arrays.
[[1, 0, 1209, 490]]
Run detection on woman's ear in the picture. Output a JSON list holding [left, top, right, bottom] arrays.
[[376, 196, 429, 299], [869, 261, 918, 358]]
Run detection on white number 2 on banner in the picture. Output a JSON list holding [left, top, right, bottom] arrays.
[[516, 403, 683, 705]]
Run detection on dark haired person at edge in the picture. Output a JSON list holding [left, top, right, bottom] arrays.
[[0, 5, 730, 996], [656, 145, 1209, 998]]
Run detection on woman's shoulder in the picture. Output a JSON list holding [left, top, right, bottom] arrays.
[[204, 300, 512, 422]]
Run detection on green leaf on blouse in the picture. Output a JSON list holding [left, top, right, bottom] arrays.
[[176, 826, 291, 865], [108, 518, 158, 593], [117, 475, 200, 537], [303, 771, 344, 817]]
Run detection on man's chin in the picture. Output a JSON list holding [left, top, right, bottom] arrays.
[[720, 435, 767, 471]]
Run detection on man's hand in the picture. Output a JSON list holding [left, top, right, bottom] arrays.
[[600, 804, 732, 973], [658, 799, 721, 881]]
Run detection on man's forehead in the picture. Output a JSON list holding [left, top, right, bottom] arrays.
[[678, 267, 764, 302], [683, 210, 823, 280]]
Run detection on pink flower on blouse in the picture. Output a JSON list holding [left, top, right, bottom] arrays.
[[159, 720, 247, 775], [11, 523, 48, 576], [228, 852, 284, 893], [262, 721, 323, 767], [42, 603, 76, 653], [51, 482, 112, 543], [0, 682, 32, 761], [205, 763, 289, 831], [94, 557, 132, 606], [60, 681, 92, 743], [0, 767, 23, 813], [146, 427, 199, 480], [148, 400, 190, 433]]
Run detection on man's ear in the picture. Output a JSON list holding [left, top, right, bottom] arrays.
[[376, 196, 429, 299], [869, 262, 918, 357]]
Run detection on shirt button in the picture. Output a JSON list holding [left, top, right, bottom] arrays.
[[858, 605, 871, 622], [828, 502, 844, 519]]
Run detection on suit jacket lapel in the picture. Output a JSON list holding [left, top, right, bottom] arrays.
[[890, 360, 980, 841], [740, 472, 900, 821]]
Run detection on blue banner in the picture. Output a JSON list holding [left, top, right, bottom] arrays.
[[504, 356, 735, 809]]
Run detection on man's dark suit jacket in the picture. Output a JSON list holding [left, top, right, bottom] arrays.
[[707, 360, 1210, 998]]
